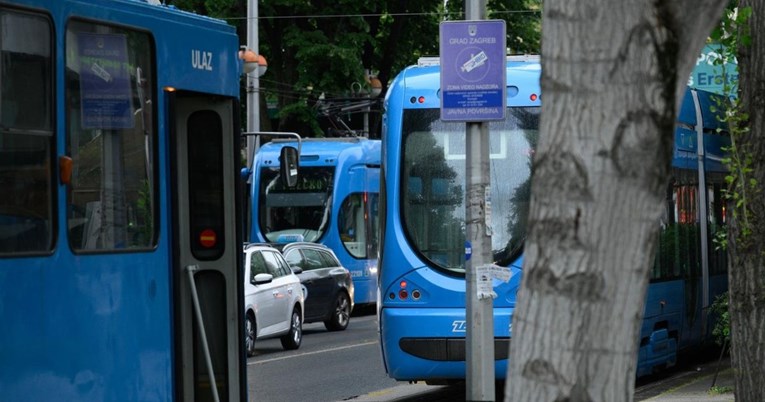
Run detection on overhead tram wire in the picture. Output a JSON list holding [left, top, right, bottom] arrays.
[[259, 77, 353, 100], [222, 9, 541, 22], [246, 84, 355, 105]]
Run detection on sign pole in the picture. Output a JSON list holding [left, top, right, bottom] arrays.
[[466, 5, 491, 401], [465, 120, 494, 401], [439, 2, 505, 400]]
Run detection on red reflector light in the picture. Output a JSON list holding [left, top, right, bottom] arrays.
[[530, 93, 538, 101], [400, 280, 407, 288], [418, 96, 425, 103]]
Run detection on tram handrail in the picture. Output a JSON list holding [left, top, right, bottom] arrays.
[[186, 264, 221, 402]]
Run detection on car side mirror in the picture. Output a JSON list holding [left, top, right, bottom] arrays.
[[279, 146, 299, 188], [252, 273, 274, 285], [290, 265, 303, 275]]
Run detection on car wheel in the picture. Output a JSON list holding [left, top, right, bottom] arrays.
[[324, 292, 351, 331], [280, 307, 302, 350], [245, 313, 257, 357]]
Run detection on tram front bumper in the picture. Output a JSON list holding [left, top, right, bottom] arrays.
[[379, 306, 512, 381]]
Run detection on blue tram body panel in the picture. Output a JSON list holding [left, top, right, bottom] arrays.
[[0, 0, 243, 400]]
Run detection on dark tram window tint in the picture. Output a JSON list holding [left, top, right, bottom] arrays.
[[0, 8, 54, 255], [187, 110, 225, 260]]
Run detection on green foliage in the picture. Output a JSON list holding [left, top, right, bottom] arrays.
[[710, 3, 752, 51], [709, 385, 734, 395], [445, 0, 541, 54], [711, 292, 731, 346], [713, 223, 728, 251], [709, 2, 756, 247], [169, 0, 542, 136]]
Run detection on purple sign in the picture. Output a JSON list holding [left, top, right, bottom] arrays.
[[439, 20, 506, 121], [77, 33, 134, 129]]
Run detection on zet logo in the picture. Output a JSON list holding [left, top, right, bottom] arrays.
[[452, 320, 467, 333]]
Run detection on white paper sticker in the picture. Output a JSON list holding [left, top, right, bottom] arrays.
[[474, 263, 514, 300]]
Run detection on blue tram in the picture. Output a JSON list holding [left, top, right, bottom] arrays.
[[247, 137, 381, 307], [0, 0, 245, 400], [377, 56, 729, 382]]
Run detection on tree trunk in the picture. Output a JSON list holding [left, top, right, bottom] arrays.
[[505, 1, 728, 401], [729, 0, 765, 400]]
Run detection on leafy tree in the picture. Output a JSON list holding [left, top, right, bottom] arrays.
[[726, 0, 765, 398], [170, 0, 541, 137], [504, 1, 730, 401], [444, 0, 541, 54], [703, 2, 765, 398]]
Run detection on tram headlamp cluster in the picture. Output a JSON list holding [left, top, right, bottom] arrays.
[[389, 279, 422, 301]]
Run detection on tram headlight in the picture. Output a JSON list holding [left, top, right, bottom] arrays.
[[389, 278, 423, 301]]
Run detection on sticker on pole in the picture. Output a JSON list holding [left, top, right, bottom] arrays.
[[475, 263, 514, 300], [439, 20, 506, 122]]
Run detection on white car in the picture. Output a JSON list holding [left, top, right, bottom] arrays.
[[243, 243, 305, 356]]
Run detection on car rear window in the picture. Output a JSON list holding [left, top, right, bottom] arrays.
[[301, 249, 326, 270], [319, 250, 340, 268]]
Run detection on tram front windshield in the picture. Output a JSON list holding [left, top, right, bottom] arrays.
[[400, 107, 540, 275], [259, 166, 334, 242]]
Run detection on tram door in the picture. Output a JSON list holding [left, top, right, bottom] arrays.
[[171, 92, 244, 401]]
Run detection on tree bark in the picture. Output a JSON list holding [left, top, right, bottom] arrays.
[[729, 1, 765, 400], [505, 1, 727, 401]]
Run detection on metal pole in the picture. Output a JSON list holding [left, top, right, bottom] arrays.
[[186, 265, 221, 402], [692, 90, 710, 335], [363, 97, 370, 137], [246, 0, 260, 168], [465, 122, 494, 401], [464, 1, 493, 401], [363, 70, 370, 137]]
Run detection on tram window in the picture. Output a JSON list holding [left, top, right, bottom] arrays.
[[65, 21, 157, 252], [675, 183, 701, 278], [338, 193, 379, 259], [0, 9, 54, 255], [707, 181, 728, 275], [653, 174, 701, 281], [654, 180, 679, 280]]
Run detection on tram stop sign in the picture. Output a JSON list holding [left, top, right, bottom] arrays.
[[439, 20, 506, 122]]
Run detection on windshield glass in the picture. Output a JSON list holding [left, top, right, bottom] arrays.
[[338, 192, 379, 259], [258, 166, 334, 242], [401, 107, 539, 274]]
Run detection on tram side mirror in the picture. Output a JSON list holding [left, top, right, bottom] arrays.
[[280, 146, 299, 188], [240, 167, 252, 180]]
